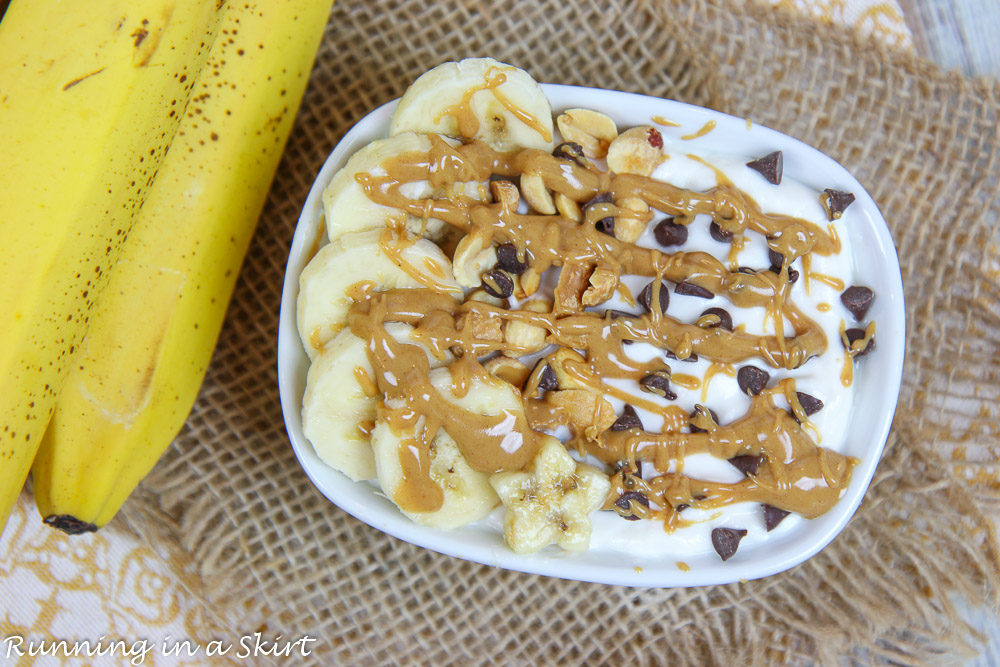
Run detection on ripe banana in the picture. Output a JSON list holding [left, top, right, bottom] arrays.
[[296, 227, 462, 360], [323, 132, 485, 244], [390, 57, 555, 152], [30, 0, 335, 533], [0, 0, 227, 531]]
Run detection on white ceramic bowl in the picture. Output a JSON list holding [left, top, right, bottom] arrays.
[[277, 84, 906, 587]]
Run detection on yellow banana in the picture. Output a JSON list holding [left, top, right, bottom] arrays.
[[31, 0, 334, 533], [0, 0, 227, 531]]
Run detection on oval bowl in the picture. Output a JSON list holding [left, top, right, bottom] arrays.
[[277, 84, 905, 587]]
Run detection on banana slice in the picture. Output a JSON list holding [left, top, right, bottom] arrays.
[[391, 58, 554, 153], [302, 324, 451, 482], [372, 400, 498, 529], [296, 227, 463, 360], [323, 132, 485, 244]]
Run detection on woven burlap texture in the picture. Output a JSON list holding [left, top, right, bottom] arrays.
[[115, 0, 1000, 664]]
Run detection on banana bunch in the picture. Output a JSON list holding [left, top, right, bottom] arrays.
[[0, 0, 229, 531], [15, 0, 335, 534], [297, 59, 617, 547]]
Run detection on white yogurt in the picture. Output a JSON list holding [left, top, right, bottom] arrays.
[[502, 137, 861, 561]]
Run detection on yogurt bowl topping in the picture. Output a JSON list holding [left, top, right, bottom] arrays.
[[277, 58, 904, 586]]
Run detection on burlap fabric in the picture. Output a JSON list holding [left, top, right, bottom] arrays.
[[118, 0, 1000, 663]]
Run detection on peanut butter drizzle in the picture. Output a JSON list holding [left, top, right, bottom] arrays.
[[681, 120, 717, 140], [432, 66, 552, 143], [344, 132, 860, 523], [652, 115, 681, 127], [600, 380, 857, 522], [348, 291, 540, 512]]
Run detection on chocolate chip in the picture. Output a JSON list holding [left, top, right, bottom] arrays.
[[584, 192, 615, 235], [675, 504, 690, 512], [710, 221, 733, 242], [595, 217, 615, 235], [822, 189, 855, 220], [674, 281, 713, 298], [737, 366, 770, 396], [638, 280, 670, 313], [689, 406, 719, 433], [537, 363, 559, 391], [524, 360, 559, 394], [728, 454, 764, 476], [769, 264, 799, 283], [666, 350, 699, 363], [615, 490, 650, 521], [494, 243, 528, 275], [737, 266, 756, 274], [711, 527, 748, 561], [844, 328, 875, 357], [606, 309, 635, 320], [746, 150, 783, 185], [768, 248, 785, 268], [611, 404, 644, 431], [488, 174, 518, 185], [615, 459, 643, 479], [639, 371, 676, 401], [553, 141, 586, 166], [763, 505, 791, 531], [653, 217, 688, 247], [795, 392, 824, 417], [840, 285, 874, 321], [699, 307, 733, 331], [481, 269, 514, 299]]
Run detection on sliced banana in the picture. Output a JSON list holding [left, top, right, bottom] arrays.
[[297, 228, 462, 360], [391, 58, 554, 153], [302, 324, 450, 482], [372, 400, 498, 529], [323, 132, 484, 244]]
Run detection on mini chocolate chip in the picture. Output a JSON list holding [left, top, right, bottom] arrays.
[[495, 243, 528, 275], [595, 217, 615, 235], [653, 217, 688, 247], [584, 192, 615, 235], [689, 406, 719, 433], [481, 269, 514, 299], [844, 328, 875, 356], [823, 189, 855, 220], [769, 265, 799, 283], [746, 150, 783, 185], [675, 281, 713, 298], [675, 504, 690, 512], [710, 221, 734, 242], [611, 404, 644, 431], [537, 363, 559, 391], [666, 350, 699, 363], [840, 285, 874, 321], [615, 490, 650, 521], [711, 527, 748, 561], [639, 371, 676, 401], [615, 459, 643, 479], [728, 454, 764, 476], [795, 392, 824, 417], [699, 307, 733, 331], [553, 141, 586, 166], [763, 505, 791, 531], [606, 309, 635, 320], [768, 248, 785, 268], [737, 365, 770, 396], [638, 280, 670, 313]]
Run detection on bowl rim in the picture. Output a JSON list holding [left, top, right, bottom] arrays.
[[277, 83, 906, 588]]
